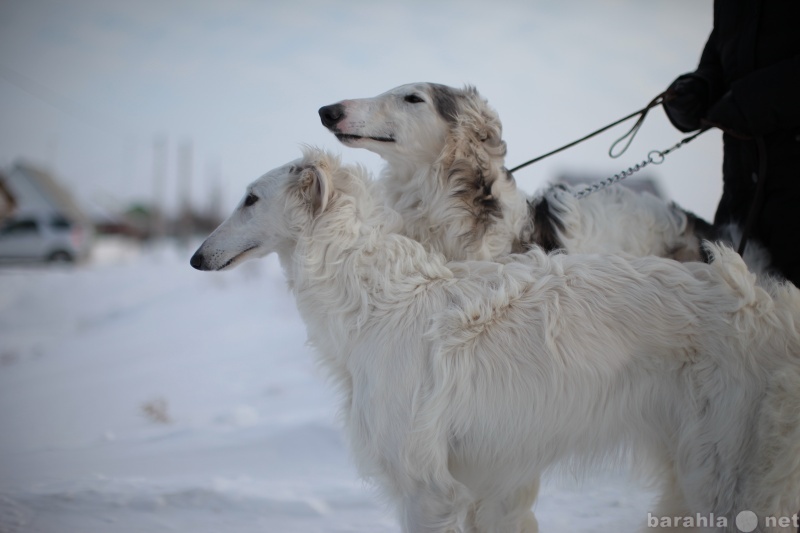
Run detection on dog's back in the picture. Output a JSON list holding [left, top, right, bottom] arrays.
[[430, 248, 750, 439], [530, 183, 711, 261]]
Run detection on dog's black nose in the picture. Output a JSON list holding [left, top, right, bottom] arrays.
[[319, 104, 345, 129], [190, 251, 206, 270]]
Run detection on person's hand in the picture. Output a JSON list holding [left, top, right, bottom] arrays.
[[663, 74, 710, 132], [702, 90, 752, 139]]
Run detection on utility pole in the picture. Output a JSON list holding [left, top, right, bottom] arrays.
[[151, 136, 167, 241], [177, 140, 193, 246], [205, 157, 223, 230]]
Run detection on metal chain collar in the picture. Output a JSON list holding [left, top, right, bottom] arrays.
[[572, 128, 708, 199]]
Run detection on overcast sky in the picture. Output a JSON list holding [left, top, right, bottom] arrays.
[[0, 0, 721, 220]]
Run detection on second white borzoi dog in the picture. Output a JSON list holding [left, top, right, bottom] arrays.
[[191, 147, 800, 533], [318, 82, 717, 263]]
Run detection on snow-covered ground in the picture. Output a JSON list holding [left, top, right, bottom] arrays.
[[0, 239, 658, 533]]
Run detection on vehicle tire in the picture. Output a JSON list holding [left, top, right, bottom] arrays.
[[48, 251, 74, 263]]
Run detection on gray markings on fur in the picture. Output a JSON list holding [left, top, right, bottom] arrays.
[[430, 84, 460, 124], [531, 197, 564, 253], [514, 195, 567, 254], [448, 166, 504, 247], [680, 208, 718, 263]]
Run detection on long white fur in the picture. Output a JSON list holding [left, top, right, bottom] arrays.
[[192, 148, 800, 533], [318, 81, 705, 532], [320, 82, 712, 263]]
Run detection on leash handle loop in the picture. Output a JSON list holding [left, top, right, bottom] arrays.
[[607, 94, 664, 159], [509, 92, 667, 173]]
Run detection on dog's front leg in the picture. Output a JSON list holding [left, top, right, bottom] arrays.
[[398, 481, 466, 533], [464, 481, 540, 533]]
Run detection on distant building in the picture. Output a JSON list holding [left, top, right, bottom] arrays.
[[0, 180, 15, 221], [1, 161, 90, 223]]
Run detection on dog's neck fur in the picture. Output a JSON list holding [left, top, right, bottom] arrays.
[[379, 91, 530, 261], [277, 168, 451, 372]]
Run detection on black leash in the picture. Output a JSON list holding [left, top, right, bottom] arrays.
[[508, 91, 710, 200], [737, 137, 767, 255], [508, 92, 668, 174], [506, 90, 763, 255]]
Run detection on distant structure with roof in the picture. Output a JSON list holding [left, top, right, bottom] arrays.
[[0, 180, 15, 221], [0, 161, 90, 224]]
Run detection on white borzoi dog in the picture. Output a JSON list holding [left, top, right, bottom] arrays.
[[318, 82, 717, 263], [191, 147, 800, 533]]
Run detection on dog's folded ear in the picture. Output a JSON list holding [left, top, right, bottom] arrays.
[[299, 166, 332, 215], [475, 116, 505, 151]]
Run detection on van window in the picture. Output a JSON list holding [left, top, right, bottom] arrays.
[[0, 219, 39, 235], [50, 216, 72, 229]]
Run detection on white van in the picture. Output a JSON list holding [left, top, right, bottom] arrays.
[[0, 212, 92, 263]]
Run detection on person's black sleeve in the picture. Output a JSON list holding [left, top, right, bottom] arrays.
[[707, 55, 800, 136]]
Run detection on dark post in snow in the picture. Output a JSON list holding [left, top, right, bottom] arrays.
[[151, 135, 167, 241], [177, 140, 193, 246]]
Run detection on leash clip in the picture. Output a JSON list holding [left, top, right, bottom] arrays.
[[647, 150, 665, 165]]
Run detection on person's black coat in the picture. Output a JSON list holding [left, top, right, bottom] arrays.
[[664, 0, 800, 285]]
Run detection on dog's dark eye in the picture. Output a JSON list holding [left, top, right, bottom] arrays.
[[404, 94, 425, 104], [244, 193, 259, 207]]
